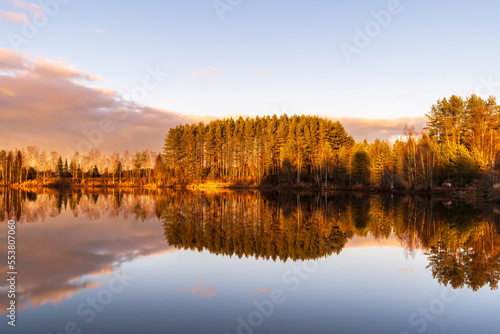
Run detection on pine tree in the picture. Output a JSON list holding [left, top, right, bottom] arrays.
[[350, 147, 370, 186], [0, 150, 5, 184], [56, 156, 63, 177], [449, 145, 479, 186], [91, 165, 100, 178], [63, 159, 69, 177]]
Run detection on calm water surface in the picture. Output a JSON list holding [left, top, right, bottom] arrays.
[[0, 189, 499, 334]]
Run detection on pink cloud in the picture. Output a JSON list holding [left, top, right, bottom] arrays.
[[0, 49, 199, 155], [0, 1, 44, 25], [10, 0, 43, 16], [337, 116, 426, 142], [251, 288, 270, 295], [0, 10, 27, 24], [345, 235, 402, 249], [193, 66, 218, 78], [397, 91, 414, 98], [397, 268, 415, 276], [0, 48, 29, 71], [0, 194, 177, 313], [178, 286, 217, 299], [0, 49, 425, 155], [253, 70, 271, 77]]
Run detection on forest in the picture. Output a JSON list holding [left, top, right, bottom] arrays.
[[1, 94, 500, 193]]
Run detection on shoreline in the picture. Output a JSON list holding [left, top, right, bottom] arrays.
[[1, 178, 498, 203]]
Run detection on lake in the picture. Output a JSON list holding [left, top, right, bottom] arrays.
[[1, 189, 499, 334]]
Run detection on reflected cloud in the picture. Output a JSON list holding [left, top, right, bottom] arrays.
[[0, 190, 178, 313], [1, 188, 500, 309], [160, 190, 500, 291], [178, 286, 217, 299], [397, 268, 415, 276], [253, 70, 271, 77], [251, 289, 270, 295], [346, 235, 403, 249], [397, 91, 414, 98]]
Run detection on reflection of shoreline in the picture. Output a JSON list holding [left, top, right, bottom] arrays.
[[1, 189, 499, 305], [160, 191, 500, 291]]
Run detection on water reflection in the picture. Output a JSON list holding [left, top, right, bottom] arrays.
[[159, 191, 500, 291], [162, 193, 349, 262], [0, 188, 499, 309], [0, 188, 175, 314]]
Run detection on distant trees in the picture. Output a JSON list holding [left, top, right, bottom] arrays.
[[426, 94, 500, 168], [350, 146, 370, 186], [449, 145, 479, 186], [56, 156, 64, 177], [159, 95, 499, 189], [163, 115, 354, 186], [0, 94, 498, 190], [0, 146, 158, 186]]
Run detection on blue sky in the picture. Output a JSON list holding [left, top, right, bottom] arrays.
[[1, 0, 499, 151]]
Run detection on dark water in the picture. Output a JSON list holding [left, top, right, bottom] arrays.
[[0, 189, 499, 334]]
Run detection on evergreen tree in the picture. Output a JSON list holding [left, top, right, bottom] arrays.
[[56, 156, 64, 177], [449, 145, 479, 186], [91, 165, 100, 178], [350, 148, 371, 186], [63, 159, 69, 177]]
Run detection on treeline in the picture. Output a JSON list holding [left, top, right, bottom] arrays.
[[164, 115, 353, 185], [0, 147, 161, 186], [2, 94, 500, 191], [163, 95, 500, 190]]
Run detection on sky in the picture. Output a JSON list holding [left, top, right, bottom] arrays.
[[0, 0, 499, 155]]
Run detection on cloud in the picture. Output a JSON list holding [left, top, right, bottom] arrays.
[[346, 235, 402, 249], [251, 288, 270, 295], [0, 48, 29, 70], [397, 91, 414, 98], [0, 10, 27, 24], [178, 286, 217, 299], [337, 116, 427, 142], [397, 268, 415, 276], [0, 0, 43, 25], [253, 70, 271, 77], [0, 193, 178, 313], [94, 28, 105, 34], [0, 49, 198, 155], [10, 0, 43, 16], [193, 66, 218, 78], [0, 49, 429, 155]]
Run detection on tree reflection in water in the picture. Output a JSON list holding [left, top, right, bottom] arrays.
[[1, 188, 499, 291]]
